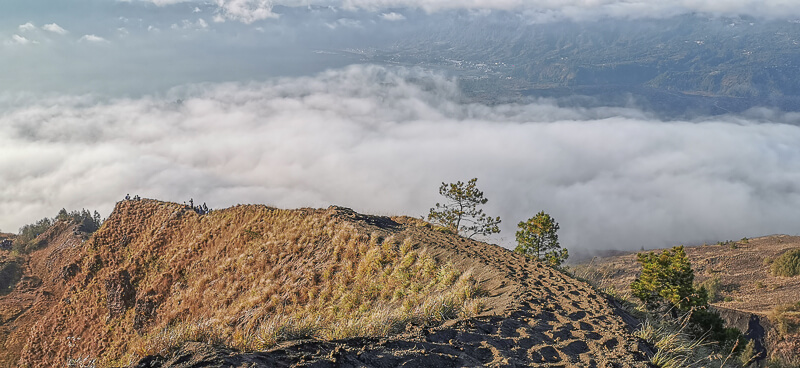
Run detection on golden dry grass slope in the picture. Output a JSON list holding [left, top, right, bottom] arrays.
[[1, 199, 652, 367]]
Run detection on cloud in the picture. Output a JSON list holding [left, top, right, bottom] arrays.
[[380, 12, 406, 21], [2, 65, 800, 252], [214, 0, 279, 24], [42, 23, 68, 35], [325, 18, 363, 29], [79, 34, 108, 43], [171, 19, 209, 30], [8, 34, 32, 45], [138, 0, 191, 5], [18, 23, 36, 32]]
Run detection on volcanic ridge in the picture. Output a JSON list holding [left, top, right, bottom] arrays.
[[0, 199, 653, 367]]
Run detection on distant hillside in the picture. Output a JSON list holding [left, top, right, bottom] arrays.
[[366, 14, 800, 116], [575, 236, 800, 365], [0, 199, 654, 367]]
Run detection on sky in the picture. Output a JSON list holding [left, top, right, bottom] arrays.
[[3, 0, 800, 251]]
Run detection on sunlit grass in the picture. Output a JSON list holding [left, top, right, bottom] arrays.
[[123, 207, 487, 361]]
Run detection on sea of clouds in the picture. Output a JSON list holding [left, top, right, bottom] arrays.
[[2, 65, 800, 251]]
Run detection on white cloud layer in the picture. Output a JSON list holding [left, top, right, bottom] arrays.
[[381, 12, 406, 21], [79, 34, 107, 43], [214, 0, 279, 23], [42, 23, 68, 35], [2, 65, 800, 252]]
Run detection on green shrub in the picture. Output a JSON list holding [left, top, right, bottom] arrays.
[[631, 246, 743, 348], [14, 208, 103, 254], [687, 308, 742, 344], [770, 301, 800, 336], [631, 246, 707, 312], [769, 249, 800, 277], [0, 260, 22, 294], [740, 339, 757, 366], [15, 217, 54, 253], [698, 276, 721, 303]]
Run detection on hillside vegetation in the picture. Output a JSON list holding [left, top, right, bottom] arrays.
[[1, 199, 653, 367], [770, 249, 800, 277], [575, 236, 800, 366]]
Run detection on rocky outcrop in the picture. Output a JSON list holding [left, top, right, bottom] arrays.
[[59, 263, 81, 281], [713, 306, 772, 364], [106, 270, 135, 319], [134, 291, 161, 331]]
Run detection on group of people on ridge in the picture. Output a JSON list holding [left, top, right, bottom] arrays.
[[184, 198, 211, 215]]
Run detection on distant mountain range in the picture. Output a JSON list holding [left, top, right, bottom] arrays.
[[354, 13, 800, 116]]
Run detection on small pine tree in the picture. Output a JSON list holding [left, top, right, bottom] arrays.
[[56, 208, 69, 221], [427, 178, 501, 239], [630, 246, 707, 312], [632, 246, 745, 346], [739, 339, 757, 366], [93, 211, 103, 230], [514, 211, 568, 267]]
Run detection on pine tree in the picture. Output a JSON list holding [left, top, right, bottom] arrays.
[[514, 211, 568, 267], [630, 246, 707, 312], [427, 178, 501, 239]]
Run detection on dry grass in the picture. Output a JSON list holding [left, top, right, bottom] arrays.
[[769, 302, 800, 336], [634, 314, 742, 368], [105, 206, 488, 363], [7, 200, 666, 368]]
